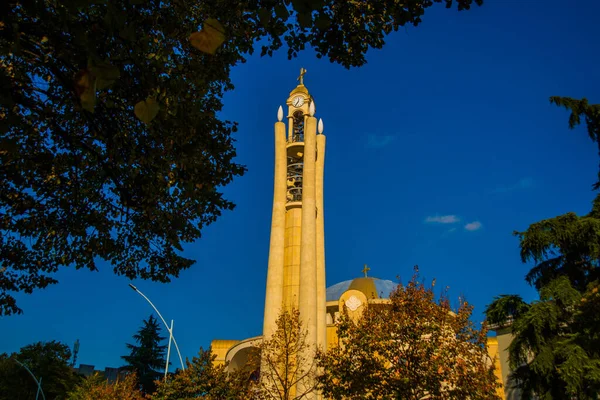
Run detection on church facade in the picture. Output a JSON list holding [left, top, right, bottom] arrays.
[[211, 72, 515, 399]]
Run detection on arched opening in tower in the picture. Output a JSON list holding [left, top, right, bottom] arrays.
[[287, 159, 303, 202], [287, 110, 305, 203], [292, 110, 304, 143]]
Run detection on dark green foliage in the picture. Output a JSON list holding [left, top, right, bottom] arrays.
[[516, 208, 600, 292], [485, 96, 600, 399], [0, 340, 82, 400], [550, 97, 600, 190], [485, 295, 529, 327], [152, 347, 253, 399], [0, 0, 247, 316], [488, 207, 600, 398], [0, 0, 482, 316], [121, 315, 167, 394]]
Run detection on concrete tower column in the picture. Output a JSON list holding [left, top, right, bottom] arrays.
[[262, 118, 287, 340], [298, 109, 318, 399], [316, 133, 326, 355]]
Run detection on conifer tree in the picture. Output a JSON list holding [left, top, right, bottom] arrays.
[[121, 315, 167, 395], [485, 97, 600, 399]]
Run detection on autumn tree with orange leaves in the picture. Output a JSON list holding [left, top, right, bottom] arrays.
[[67, 372, 145, 400], [317, 269, 501, 400]]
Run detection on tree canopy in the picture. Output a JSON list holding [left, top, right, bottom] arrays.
[[68, 372, 146, 400], [255, 308, 315, 400], [485, 96, 600, 399], [550, 97, 600, 189], [0, 340, 81, 400], [121, 315, 167, 394], [0, 0, 483, 316], [152, 347, 253, 399], [318, 269, 501, 400]]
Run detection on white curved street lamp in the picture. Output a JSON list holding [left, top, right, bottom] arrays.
[[13, 358, 46, 400], [128, 284, 185, 376]]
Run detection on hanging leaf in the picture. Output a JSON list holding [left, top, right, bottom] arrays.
[[74, 69, 96, 112], [90, 60, 120, 90], [258, 9, 271, 27], [189, 18, 226, 55], [297, 11, 313, 28], [134, 97, 160, 124]]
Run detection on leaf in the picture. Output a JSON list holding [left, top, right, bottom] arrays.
[[189, 18, 226, 55], [74, 69, 96, 112], [134, 97, 160, 124], [90, 60, 120, 90], [297, 11, 313, 28], [275, 4, 289, 19], [258, 9, 271, 27]]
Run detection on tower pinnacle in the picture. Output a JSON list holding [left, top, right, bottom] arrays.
[[362, 264, 371, 278], [297, 67, 307, 85]]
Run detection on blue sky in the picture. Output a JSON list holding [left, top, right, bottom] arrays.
[[2, 0, 600, 371]]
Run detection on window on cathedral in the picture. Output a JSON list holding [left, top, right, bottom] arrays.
[[291, 110, 304, 143], [287, 158, 303, 202]]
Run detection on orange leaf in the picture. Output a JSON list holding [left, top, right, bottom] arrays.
[[189, 18, 226, 55], [74, 69, 96, 112]]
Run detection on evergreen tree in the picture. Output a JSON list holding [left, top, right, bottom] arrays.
[[121, 315, 167, 395], [485, 97, 600, 399]]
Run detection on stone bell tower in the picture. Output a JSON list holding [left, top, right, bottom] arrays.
[[262, 69, 326, 396]]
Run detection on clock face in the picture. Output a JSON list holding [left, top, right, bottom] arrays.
[[292, 96, 304, 107]]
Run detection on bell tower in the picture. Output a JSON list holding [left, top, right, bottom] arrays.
[[262, 69, 327, 397]]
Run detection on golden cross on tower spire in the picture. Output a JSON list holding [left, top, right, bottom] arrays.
[[362, 264, 371, 278], [297, 67, 307, 85]]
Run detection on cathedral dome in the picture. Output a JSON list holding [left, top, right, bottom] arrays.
[[326, 277, 397, 301]]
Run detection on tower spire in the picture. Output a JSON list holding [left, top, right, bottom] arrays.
[[263, 73, 326, 400]]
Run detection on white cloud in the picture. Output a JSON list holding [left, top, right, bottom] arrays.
[[425, 215, 460, 224], [464, 221, 482, 231], [367, 134, 395, 149]]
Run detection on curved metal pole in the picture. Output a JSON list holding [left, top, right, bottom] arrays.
[[164, 319, 173, 380], [13, 359, 46, 400], [128, 284, 185, 371]]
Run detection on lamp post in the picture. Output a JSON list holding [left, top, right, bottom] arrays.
[[13, 359, 46, 400], [128, 284, 185, 373]]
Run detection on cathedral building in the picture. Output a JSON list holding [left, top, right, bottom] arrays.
[[211, 71, 513, 399]]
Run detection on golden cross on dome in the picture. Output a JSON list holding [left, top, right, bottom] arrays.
[[297, 67, 307, 85], [362, 264, 370, 278]]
